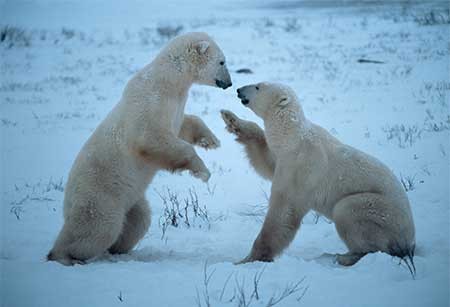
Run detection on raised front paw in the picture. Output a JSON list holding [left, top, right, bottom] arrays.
[[220, 109, 244, 137], [196, 133, 220, 150]]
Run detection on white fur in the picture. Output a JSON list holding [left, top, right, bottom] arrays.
[[48, 32, 230, 265], [222, 82, 415, 266]]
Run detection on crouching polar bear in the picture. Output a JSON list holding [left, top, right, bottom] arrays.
[[48, 32, 232, 265], [221, 82, 415, 268]]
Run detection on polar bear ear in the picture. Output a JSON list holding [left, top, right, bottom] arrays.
[[278, 96, 290, 107], [195, 41, 210, 54]]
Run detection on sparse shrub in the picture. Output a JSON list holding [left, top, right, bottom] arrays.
[[309, 211, 332, 225], [266, 278, 308, 307], [9, 178, 64, 219], [157, 25, 183, 39], [414, 9, 450, 26], [360, 16, 368, 29], [138, 27, 153, 46], [196, 263, 308, 307], [0, 81, 43, 92], [39, 30, 48, 41], [284, 18, 301, 32], [263, 18, 275, 27], [1, 118, 17, 127], [157, 187, 210, 239], [323, 60, 338, 81], [0, 26, 31, 48], [238, 203, 267, 223], [424, 116, 450, 132], [61, 28, 76, 40], [196, 261, 216, 307], [117, 291, 124, 302], [414, 81, 449, 107], [400, 174, 416, 192], [44, 177, 64, 192], [383, 124, 423, 148], [59, 76, 82, 85]]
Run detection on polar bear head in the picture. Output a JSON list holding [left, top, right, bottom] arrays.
[[236, 82, 299, 118], [162, 32, 232, 89]]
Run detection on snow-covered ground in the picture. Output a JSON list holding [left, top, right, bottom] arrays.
[[1, 1, 449, 306]]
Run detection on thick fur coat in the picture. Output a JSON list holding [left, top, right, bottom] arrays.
[[48, 32, 231, 265], [221, 82, 415, 267]]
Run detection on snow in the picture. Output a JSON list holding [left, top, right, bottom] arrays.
[[1, 0, 449, 306]]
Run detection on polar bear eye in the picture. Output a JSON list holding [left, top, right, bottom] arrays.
[[255, 86, 259, 90], [220, 61, 224, 66]]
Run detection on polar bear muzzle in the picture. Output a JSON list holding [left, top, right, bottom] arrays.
[[215, 79, 232, 89], [237, 87, 250, 105]]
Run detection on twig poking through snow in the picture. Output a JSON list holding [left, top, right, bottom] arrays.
[[217, 266, 307, 307], [196, 261, 216, 307], [266, 277, 308, 307], [156, 186, 211, 239], [117, 291, 123, 302], [251, 265, 265, 301], [400, 173, 417, 192], [219, 271, 235, 302]]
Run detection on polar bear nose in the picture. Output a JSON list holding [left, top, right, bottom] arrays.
[[215, 79, 232, 89], [237, 89, 249, 105], [237, 88, 244, 98]]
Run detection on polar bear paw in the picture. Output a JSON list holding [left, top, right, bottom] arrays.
[[220, 109, 244, 136], [234, 244, 275, 264], [190, 169, 211, 182], [197, 134, 220, 150], [335, 252, 366, 266], [221, 109, 261, 143], [188, 155, 211, 182]]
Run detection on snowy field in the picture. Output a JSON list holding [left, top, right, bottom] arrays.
[[1, 0, 449, 306]]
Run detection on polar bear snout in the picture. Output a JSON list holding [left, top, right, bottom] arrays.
[[214, 62, 232, 89], [237, 87, 250, 105], [215, 78, 232, 89]]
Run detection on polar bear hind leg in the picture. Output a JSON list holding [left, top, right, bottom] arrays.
[[109, 198, 151, 254], [47, 197, 124, 265], [332, 192, 414, 269]]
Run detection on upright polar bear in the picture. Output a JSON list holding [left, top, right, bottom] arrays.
[[48, 32, 232, 265], [221, 82, 415, 269]]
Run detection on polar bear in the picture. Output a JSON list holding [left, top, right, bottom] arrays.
[[47, 32, 232, 265], [221, 82, 415, 270]]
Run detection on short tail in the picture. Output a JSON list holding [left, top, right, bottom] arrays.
[[46, 251, 55, 261], [388, 241, 416, 278]]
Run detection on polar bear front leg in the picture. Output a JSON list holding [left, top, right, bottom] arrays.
[[179, 115, 220, 150], [135, 133, 211, 182], [221, 110, 275, 180], [237, 186, 306, 264]]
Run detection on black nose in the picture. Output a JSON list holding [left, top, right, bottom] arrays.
[[215, 79, 232, 89], [237, 88, 241, 94]]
